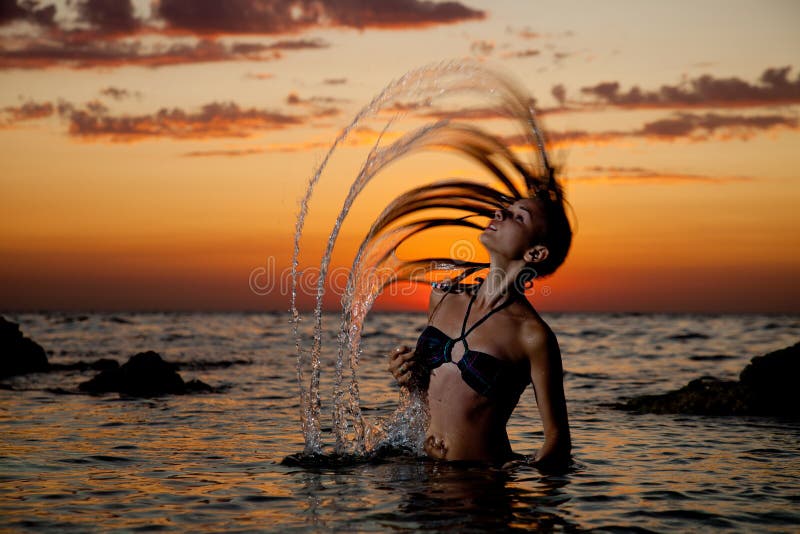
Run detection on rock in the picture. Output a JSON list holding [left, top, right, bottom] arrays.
[[0, 316, 49, 378], [79, 351, 213, 396], [739, 343, 800, 415], [175, 359, 251, 370], [618, 342, 800, 416], [185, 379, 214, 393], [50, 359, 120, 372]]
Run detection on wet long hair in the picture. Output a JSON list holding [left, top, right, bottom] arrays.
[[351, 121, 574, 299]]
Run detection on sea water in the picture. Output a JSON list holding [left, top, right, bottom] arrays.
[[1, 311, 798, 532]]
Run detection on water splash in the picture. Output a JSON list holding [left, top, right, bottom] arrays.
[[291, 59, 558, 457]]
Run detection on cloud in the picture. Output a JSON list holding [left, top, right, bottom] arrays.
[[502, 48, 540, 59], [553, 51, 571, 64], [470, 39, 494, 56], [638, 111, 798, 140], [286, 92, 346, 106], [0, 100, 54, 127], [570, 165, 752, 184], [182, 108, 799, 157], [420, 106, 512, 121], [158, 0, 485, 35], [551, 84, 566, 106], [0, 37, 327, 69], [285, 92, 345, 122], [579, 66, 800, 109], [78, 0, 139, 33], [182, 147, 267, 157], [0, 0, 480, 71], [99, 86, 141, 100], [245, 71, 274, 80], [323, 77, 347, 85], [63, 101, 305, 142], [500, 110, 798, 149], [0, 0, 56, 26]]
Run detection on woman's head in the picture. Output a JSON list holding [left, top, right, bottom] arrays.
[[479, 184, 572, 280], [524, 185, 572, 278]]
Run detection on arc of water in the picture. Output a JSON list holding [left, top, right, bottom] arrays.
[[323, 119, 541, 452], [331, 122, 551, 452], [292, 60, 500, 453], [291, 58, 555, 454]]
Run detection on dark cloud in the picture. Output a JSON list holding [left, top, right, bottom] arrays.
[[0, 38, 291, 69], [159, 0, 484, 35], [1, 100, 54, 127], [79, 0, 139, 33], [0, 0, 56, 26], [639, 111, 798, 140], [580, 66, 800, 109], [1, 0, 479, 70], [99, 86, 140, 100], [500, 111, 797, 148], [285, 92, 347, 119], [263, 38, 328, 50], [551, 84, 566, 106], [64, 101, 305, 142], [84, 99, 109, 115]]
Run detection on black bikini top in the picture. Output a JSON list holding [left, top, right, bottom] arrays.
[[414, 284, 530, 400]]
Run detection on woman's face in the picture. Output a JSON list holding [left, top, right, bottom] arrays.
[[479, 198, 545, 261]]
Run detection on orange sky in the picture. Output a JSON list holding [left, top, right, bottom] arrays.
[[1, 0, 799, 313]]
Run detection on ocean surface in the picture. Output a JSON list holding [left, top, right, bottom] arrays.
[[1, 311, 799, 532]]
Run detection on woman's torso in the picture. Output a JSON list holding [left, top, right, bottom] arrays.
[[415, 287, 545, 462]]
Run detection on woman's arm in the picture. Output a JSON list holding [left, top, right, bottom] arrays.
[[387, 284, 450, 390], [524, 323, 571, 468]]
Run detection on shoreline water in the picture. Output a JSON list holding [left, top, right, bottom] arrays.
[[2, 311, 799, 531]]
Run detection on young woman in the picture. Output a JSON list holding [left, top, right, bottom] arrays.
[[388, 192, 572, 469]]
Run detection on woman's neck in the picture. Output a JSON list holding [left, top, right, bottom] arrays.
[[475, 257, 527, 309]]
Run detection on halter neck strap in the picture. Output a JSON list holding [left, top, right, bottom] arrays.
[[456, 283, 513, 347]]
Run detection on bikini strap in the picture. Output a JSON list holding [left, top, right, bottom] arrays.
[[456, 284, 513, 349]]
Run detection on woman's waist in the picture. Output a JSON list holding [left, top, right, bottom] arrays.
[[424, 425, 512, 462]]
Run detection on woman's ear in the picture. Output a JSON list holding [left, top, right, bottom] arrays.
[[525, 245, 549, 263]]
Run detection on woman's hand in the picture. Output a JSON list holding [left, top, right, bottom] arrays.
[[388, 345, 417, 387]]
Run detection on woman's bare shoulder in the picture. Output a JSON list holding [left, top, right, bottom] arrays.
[[513, 305, 559, 363]]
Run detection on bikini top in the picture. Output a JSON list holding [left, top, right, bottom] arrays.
[[414, 285, 530, 400]]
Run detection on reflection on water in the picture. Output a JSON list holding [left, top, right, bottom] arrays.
[[285, 456, 579, 531], [0, 312, 799, 531]]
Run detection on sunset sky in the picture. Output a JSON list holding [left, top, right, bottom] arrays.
[[1, 0, 799, 313]]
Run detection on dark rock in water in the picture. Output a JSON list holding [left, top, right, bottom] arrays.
[[739, 343, 800, 414], [185, 379, 214, 393], [618, 342, 800, 416], [619, 376, 749, 415], [50, 358, 120, 372], [79, 350, 211, 396], [176, 359, 251, 370], [0, 316, 49, 378]]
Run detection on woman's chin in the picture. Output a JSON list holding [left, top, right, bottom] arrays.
[[478, 232, 497, 252]]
